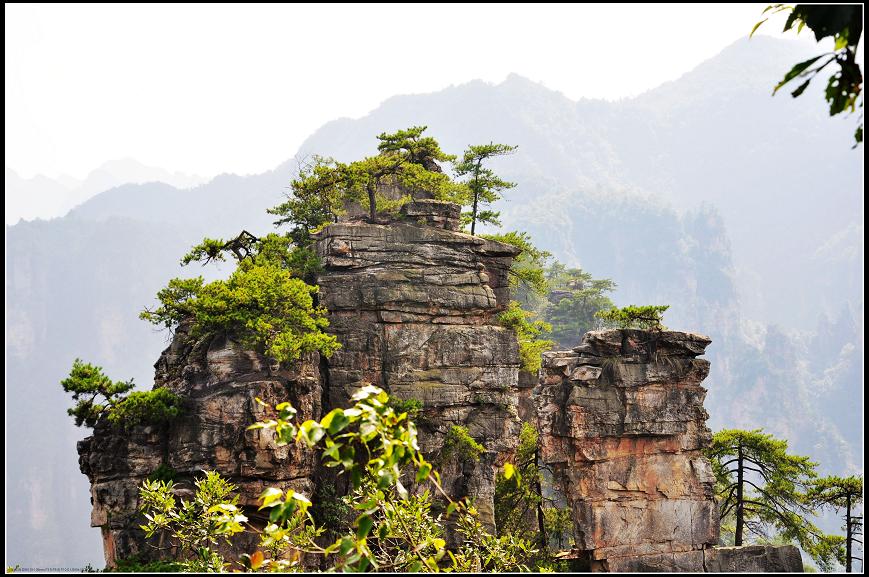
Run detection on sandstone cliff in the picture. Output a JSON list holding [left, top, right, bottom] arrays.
[[77, 201, 802, 572]]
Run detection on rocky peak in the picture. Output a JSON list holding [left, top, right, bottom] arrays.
[[77, 207, 802, 572]]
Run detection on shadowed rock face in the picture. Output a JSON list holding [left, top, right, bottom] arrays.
[[535, 329, 720, 572], [78, 324, 323, 566]]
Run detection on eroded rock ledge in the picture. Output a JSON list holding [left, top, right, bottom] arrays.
[[535, 329, 719, 571]]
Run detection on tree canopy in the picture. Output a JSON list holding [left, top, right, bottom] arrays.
[[543, 264, 616, 348], [454, 143, 517, 236], [595, 304, 669, 330], [806, 475, 864, 572], [141, 231, 338, 365], [705, 429, 842, 571], [61, 359, 182, 429]]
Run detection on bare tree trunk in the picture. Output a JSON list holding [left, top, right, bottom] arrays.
[[846, 494, 852, 573], [735, 444, 744, 546]]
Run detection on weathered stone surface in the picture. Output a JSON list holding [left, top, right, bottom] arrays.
[[79, 208, 747, 572], [400, 199, 461, 231], [314, 212, 522, 528], [78, 325, 323, 567], [705, 545, 803, 573], [535, 329, 719, 571]]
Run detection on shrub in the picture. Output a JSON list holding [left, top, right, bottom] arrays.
[[498, 301, 554, 373], [442, 425, 485, 462], [595, 304, 669, 330]]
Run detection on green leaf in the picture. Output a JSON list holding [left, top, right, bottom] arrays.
[[773, 54, 832, 94], [377, 523, 389, 540], [503, 462, 516, 480], [339, 536, 355, 556], [356, 514, 374, 539], [750, 18, 769, 38], [790, 79, 812, 98], [416, 461, 432, 483], [321, 408, 350, 435], [258, 487, 283, 509], [297, 420, 325, 447]]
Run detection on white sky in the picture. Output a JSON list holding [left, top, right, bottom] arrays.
[[5, 3, 811, 180]]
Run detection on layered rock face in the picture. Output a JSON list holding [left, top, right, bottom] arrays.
[[78, 325, 323, 566], [314, 201, 523, 526], [536, 329, 719, 571], [77, 201, 799, 571], [706, 545, 804, 572]]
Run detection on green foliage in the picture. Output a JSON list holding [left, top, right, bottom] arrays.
[[705, 429, 841, 571], [495, 424, 540, 540], [495, 423, 574, 565], [499, 301, 554, 373], [107, 388, 184, 430], [752, 4, 863, 146], [61, 359, 182, 430], [442, 425, 485, 463], [148, 463, 178, 484], [543, 263, 617, 348], [595, 304, 669, 330], [481, 231, 552, 304], [141, 232, 338, 365], [61, 358, 136, 427], [376, 125, 456, 168], [268, 156, 349, 245], [139, 472, 249, 572], [805, 475, 863, 571], [453, 143, 518, 235], [110, 555, 183, 573], [140, 386, 541, 572], [269, 127, 456, 228], [386, 397, 424, 420]]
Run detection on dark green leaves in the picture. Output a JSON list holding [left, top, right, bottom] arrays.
[[61, 359, 181, 429], [772, 54, 832, 95], [753, 4, 863, 146]]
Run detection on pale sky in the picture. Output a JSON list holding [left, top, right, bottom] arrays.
[[5, 3, 811, 180]]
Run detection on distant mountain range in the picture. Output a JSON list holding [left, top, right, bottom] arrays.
[[5, 36, 862, 567], [5, 158, 206, 224]]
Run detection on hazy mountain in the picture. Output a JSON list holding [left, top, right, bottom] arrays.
[[5, 159, 207, 225], [5, 36, 862, 567]]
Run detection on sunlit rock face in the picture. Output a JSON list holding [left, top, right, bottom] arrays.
[[314, 200, 523, 528], [535, 329, 720, 572], [78, 324, 323, 567]]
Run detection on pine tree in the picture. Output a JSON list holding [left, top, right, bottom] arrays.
[[454, 143, 517, 236], [706, 429, 842, 570], [807, 475, 864, 572]]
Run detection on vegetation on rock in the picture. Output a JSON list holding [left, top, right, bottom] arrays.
[[495, 422, 573, 564], [453, 143, 517, 235], [498, 301, 554, 373], [542, 263, 617, 349], [595, 304, 669, 330], [61, 359, 182, 429], [441, 425, 485, 463], [139, 386, 546, 572], [140, 231, 338, 365]]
